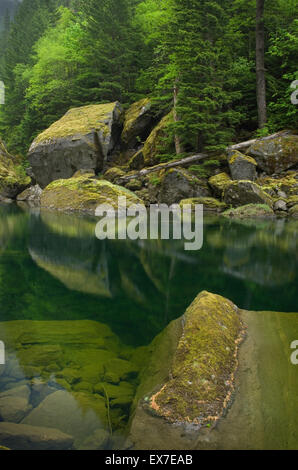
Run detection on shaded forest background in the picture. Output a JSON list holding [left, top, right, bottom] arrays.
[[0, 0, 297, 158]]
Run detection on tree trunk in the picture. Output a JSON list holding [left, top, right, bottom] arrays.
[[173, 78, 184, 155], [256, 0, 267, 128]]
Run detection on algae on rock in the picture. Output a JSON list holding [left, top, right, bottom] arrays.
[[40, 175, 142, 214], [132, 291, 244, 427]]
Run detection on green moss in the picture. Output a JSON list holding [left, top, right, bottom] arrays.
[[0, 140, 30, 197], [208, 172, 233, 197], [149, 175, 162, 186], [128, 149, 145, 170], [34, 102, 120, 143], [289, 204, 298, 218], [147, 291, 244, 425], [228, 151, 257, 166], [103, 167, 126, 183], [188, 165, 208, 179], [143, 112, 173, 166], [287, 195, 298, 208], [179, 197, 227, 212], [249, 135, 298, 174], [257, 173, 298, 196], [222, 203, 275, 219], [122, 98, 151, 144], [41, 175, 142, 213]]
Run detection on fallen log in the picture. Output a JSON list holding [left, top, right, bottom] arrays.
[[118, 153, 208, 182], [227, 130, 290, 151], [118, 130, 291, 183]]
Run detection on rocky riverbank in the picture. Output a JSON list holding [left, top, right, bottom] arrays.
[[0, 99, 297, 218]]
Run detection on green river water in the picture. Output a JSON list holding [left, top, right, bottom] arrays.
[[0, 203, 297, 449]]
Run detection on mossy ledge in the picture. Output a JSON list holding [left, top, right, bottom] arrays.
[[140, 291, 245, 427]]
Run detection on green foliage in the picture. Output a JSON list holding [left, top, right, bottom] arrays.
[[0, 0, 297, 157], [149, 175, 162, 186]]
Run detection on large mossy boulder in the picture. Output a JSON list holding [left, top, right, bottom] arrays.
[[223, 181, 273, 208], [121, 98, 154, 149], [40, 174, 142, 214], [148, 168, 210, 205], [131, 291, 244, 429], [28, 102, 123, 188], [0, 140, 30, 199], [247, 133, 298, 175], [228, 150, 257, 181]]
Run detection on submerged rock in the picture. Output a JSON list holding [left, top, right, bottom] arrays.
[[40, 175, 142, 214], [22, 390, 107, 442], [0, 386, 32, 423], [247, 133, 298, 175], [78, 428, 110, 450], [0, 422, 73, 450], [28, 102, 123, 188], [131, 291, 244, 431]]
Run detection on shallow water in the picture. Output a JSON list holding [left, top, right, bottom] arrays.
[[0, 203, 297, 449]]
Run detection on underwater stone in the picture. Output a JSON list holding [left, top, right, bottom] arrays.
[[0, 422, 74, 450]]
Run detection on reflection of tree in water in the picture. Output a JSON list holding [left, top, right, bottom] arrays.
[[0, 206, 297, 346], [220, 219, 297, 287]]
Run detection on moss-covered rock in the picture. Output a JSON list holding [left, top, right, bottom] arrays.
[[228, 150, 257, 181], [289, 204, 298, 218], [286, 195, 298, 208], [103, 167, 126, 184], [247, 133, 298, 175], [142, 112, 173, 166], [125, 178, 143, 191], [0, 139, 30, 199], [256, 172, 298, 197], [136, 291, 244, 426], [40, 175, 142, 214], [148, 167, 210, 205], [223, 181, 273, 208], [16, 185, 42, 206], [179, 197, 227, 213], [208, 172, 233, 198], [222, 203, 275, 219], [28, 102, 123, 188], [121, 98, 154, 149]]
